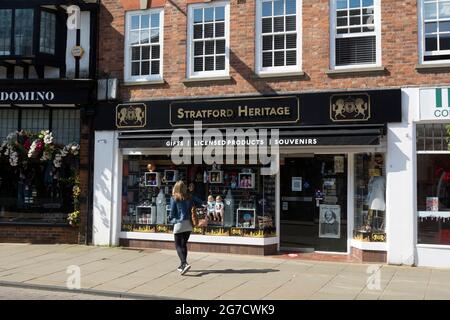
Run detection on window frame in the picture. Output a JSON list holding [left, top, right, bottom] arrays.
[[330, 0, 382, 70], [255, 0, 302, 75], [419, 0, 450, 64], [186, 1, 230, 79], [124, 8, 164, 83]]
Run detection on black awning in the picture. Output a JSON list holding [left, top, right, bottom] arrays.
[[118, 126, 384, 149]]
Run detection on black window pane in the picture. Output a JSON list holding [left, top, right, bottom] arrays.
[[205, 56, 214, 71], [215, 22, 225, 37], [132, 47, 141, 60], [350, 17, 360, 25], [216, 39, 225, 54], [274, 16, 284, 32], [151, 45, 159, 59], [426, 35, 438, 51], [0, 10, 12, 55], [439, 34, 450, 51], [263, 35, 273, 50], [349, 9, 360, 16], [262, 52, 272, 67], [205, 40, 215, 55], [151, 60, 160, 74], [142, 46, 150, 60], [362, 15, 374, 25], [285, 16, 296, 31], [337, 17, 347, 27], [350, 27, 362, 33], [274, 34, 284, 50], [131, 62, 140, 75], [337, 28, 348, 34], [194, 57, 203, 72], [15, 9, 34, 55], [150, 30, 159, 43], [274, 51, 285, 66], [141, 61, 150, 75], [194, 42, 203, 56], [286, 50, 296, 65], [216, 55, 225, 70], [337, 10, 348, 17], [194, 25, 203, 39], [286, 33, 296, 49], [262, 18, 272, 33], [204, 23, 214, 38]]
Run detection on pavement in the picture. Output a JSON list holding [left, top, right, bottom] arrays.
[[0, 243, 450, 300]]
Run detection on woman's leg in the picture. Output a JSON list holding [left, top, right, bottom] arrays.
[[174, 233, 185, 265], [181, 231, 191, 264]]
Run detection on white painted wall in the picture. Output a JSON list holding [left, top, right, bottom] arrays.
[[66, 11, 91, 79], [93, 131, 121, 246], [386, 88, 417, 265], [79, 11, 91, 78], [417, 245, 450, 268]]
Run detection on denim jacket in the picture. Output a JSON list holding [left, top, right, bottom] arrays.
[[169, 196, 203, 224]]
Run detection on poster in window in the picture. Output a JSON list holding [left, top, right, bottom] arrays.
[[319, 204, 341, 239], [292, 177, 302, 192], [426, 197, 439, 211], [334, 156, 345, 173]]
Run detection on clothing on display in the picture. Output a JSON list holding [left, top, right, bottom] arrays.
[[367, 176, 386, 211]]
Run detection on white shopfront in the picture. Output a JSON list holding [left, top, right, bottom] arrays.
[[92, 91, 404, 261]]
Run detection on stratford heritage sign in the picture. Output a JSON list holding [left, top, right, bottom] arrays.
[[94, 89, 402, 131], [170, 96, 300, 126]]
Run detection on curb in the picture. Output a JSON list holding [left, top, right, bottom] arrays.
[[0, 281, 181, 300]]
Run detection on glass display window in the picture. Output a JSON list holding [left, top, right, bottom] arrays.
[[353, 152, 386, 242], [417, 123, 450, 245], [121, 155, 277, 238]]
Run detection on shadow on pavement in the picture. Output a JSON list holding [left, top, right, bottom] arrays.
[[184, 268, 280, 277]]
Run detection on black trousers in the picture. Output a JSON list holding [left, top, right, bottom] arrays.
[[174, 231, 191, 265]]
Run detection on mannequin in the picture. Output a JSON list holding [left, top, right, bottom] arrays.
[[366, 168, 386, 231]]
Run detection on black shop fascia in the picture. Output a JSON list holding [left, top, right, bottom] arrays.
[[94, 89, 402, 148]]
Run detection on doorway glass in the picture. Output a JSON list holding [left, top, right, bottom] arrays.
[[280, 154, 348, 252]]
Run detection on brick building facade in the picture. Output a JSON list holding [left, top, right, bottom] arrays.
[[92, 0, 450, 267]]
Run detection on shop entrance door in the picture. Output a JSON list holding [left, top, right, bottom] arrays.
[[280, 155, 348, 252]]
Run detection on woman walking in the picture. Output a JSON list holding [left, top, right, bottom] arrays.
[[169, 181, 199, 275]]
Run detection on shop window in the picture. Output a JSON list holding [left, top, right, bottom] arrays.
[[125, 9, 164, 82], [330, 0, 381, 68], [256, 0, 302, 74], [0, 8, 58, 57], [187, 1, 230, 78], [21, 109, 50, 132], [353, 153, 386, 242], [40, 11, 56, 55], [417, 123, 450, 245], [0, 109, 19, 141], [420, 0, 450, 63], [0, 109, 81, 224], [52, 110, 81, 145], [121, 156, 277, 238]]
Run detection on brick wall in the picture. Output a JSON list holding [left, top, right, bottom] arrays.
[[0, 225, 79, 244], [99, 0, 450, 102]]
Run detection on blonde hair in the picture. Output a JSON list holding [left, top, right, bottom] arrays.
[[172, 180, 188, 201]]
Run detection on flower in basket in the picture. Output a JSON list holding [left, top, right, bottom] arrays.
[[41, 130, 54, 145], [67, 210, 80, 227], [9, 151, 18, 166]]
